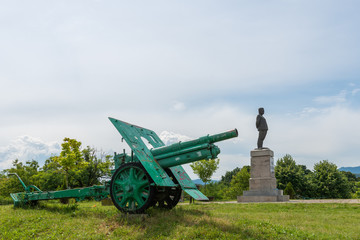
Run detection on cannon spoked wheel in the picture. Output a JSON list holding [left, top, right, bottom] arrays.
[[151, 169, 182, 209], [110, 162, 155, 214]]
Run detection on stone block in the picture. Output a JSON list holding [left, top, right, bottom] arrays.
[[238, 195, 278, 202], [249, 178, 277, 190], [250, 149, 274, 157], [243, 189, 283, 196], [238, 194, 289, 202], [250, 156, 275, 178]]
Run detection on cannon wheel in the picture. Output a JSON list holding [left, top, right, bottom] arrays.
[[110, 162, 154, 214], [151, 169, 182, 209]]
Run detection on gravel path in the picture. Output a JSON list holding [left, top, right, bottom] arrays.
[[181, 199, 360, 204], [289, 199, 360, 203]]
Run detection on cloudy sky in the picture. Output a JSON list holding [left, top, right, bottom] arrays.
[[1, 1, 359, 179]]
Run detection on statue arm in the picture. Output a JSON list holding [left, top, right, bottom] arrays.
[[256, 115, 260, 128]]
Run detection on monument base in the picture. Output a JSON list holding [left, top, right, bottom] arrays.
[[237, 148, 289, 203], [238, 189, 289, 202], [238, 195, 289, 202]]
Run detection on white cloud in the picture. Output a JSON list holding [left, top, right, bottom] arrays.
[[0, 136, 61, 170], [171, 101, 186, 112], [314, 90, 347, 105], [299, 107, 322, 117], [271, 105, 360, 168], [159, 131, 192, 146], [352, 88, 360, 96]]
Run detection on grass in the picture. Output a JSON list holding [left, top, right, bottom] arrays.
[[0, 200, 359, 240]]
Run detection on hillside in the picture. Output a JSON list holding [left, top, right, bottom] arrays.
[[339, 166, 360, 174]]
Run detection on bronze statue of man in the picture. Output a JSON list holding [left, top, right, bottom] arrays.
[[256, 107, 268, 149]]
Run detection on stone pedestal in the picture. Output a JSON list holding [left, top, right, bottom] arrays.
[[237, 149, 289, 202]]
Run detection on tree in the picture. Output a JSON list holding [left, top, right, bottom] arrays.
[[302, 171, 318, 198], [220, 167, 241, 186], [275, 154, 308, 198], [341, 171, 357, 182], [341, 171, 357, 194], [312, 160, 352, 199], [299, 165, 312, 175], [0, 160, 40, 196], [45, 144, 112, 190], [224, 167, 250, 199], [68, 147, 112, 187], [53, 138, 87, 189], [33, 156, 66, 191], [284, 182, 295, 199], [190, 159, 219, 190], [199, 181, 227, 200], [353, 182, 360, 199]]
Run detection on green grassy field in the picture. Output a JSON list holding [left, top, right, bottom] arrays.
[[0, 201, 359, 240]]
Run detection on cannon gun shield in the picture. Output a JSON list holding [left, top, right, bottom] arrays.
[[109, 117, 176, 187], [109, 117, 209, 200]]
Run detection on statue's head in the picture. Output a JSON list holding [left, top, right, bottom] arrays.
[[258, 108, 265, 115]]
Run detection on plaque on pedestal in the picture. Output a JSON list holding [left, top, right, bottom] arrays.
[[238, 149, 289, 202]]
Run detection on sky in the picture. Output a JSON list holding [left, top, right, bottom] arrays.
[[1, 1, 360, 180]]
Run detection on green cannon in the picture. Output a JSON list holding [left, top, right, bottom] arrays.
[[10, 117, 238, 214]]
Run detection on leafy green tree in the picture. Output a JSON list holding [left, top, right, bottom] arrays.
[[220, 167, 241, 186], [341, 171, 357, 194], [341, 171, 357, 182], [224, 167, 250, 199], [275, 154, 308, 198], [40, 145, 112, 190], [0, 160, 40, 196], [190, 159, 219, 190], [31, 156, 66, 191], [353, 182, 360, 199], [302, 171, 318, 198], [0, 177, 10, 197], [312, 160, 352, 199], [299, 165, 312, 175], [53, 138, 87, 189], [68, 147, 112, 187], [199, 181, 227, 200], [284, 182, 295, 199]]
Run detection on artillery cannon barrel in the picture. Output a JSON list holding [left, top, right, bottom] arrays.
[[150, 129, 238, 168], [150, 129, 238, 157]]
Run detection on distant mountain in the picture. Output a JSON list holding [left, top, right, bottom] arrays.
[[192, 179, 220, 185], [339, 166, 360, 174]]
